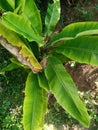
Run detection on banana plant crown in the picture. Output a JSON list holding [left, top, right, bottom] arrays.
[[1, 0, 98, 129]]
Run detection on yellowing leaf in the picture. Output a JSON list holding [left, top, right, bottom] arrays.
[[0, 20, 42, 73]]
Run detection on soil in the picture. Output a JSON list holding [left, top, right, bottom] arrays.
[[65, 62, 98, 104], [56, 0, 98, 31]]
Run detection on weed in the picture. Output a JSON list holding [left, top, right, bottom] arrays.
[[0, 47, 28, 129]]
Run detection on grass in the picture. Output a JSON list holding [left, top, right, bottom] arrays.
[[0, 45, 28, 130], [43, 92, 98, 130], [0, 69, 26, 130]]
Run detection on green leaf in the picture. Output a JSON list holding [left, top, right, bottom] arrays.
[[45, 0, 60, 37], [23, 72, 47, 130], [0, 20, 42, 73], [2, 12, 43, 44], [45, 56, 90, 127], [0, 63, 19, 72], [54, 36, 98, 66], [24, 0, 42, 34], [14, 0, 25, 14], [37, 72, 50, 91], [0, 0, 14, 11], [10, 58, 28, 69], [50, 22, 98, 45], [51, 51, 70, 63]]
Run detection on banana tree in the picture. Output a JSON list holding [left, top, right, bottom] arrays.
[[1, 0, 98, 130]]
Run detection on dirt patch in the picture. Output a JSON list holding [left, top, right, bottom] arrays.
[[55, 0, 98, 31], [65, 63, 98, 105], [65, 63, 98, 91]]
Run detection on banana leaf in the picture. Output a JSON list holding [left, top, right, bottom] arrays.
[[23, 72, 47, 130], [45, 56, 90, 127]]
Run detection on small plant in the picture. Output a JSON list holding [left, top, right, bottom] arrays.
[[1, 0, 98, 130], [2, 106, 23, 130]]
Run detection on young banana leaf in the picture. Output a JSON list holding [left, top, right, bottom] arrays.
[[45, 0, 60, 38], [24, 0, 42, 34]]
